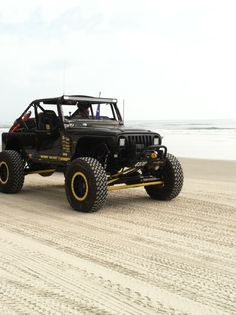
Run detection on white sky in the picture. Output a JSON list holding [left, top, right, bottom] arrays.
[[0, 0, 236, 121]]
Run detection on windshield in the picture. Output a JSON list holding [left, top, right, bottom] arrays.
[[62, 103, 119, 121]]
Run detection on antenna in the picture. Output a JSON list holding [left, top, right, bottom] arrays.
[[99, 91, 101, 97], [62, 56, 67, 95], [61, 24, 68, 95], [123, 99, 125, 123]]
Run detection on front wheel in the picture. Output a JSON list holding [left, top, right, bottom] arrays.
[[144, 153, 183, 200], [65, 157, 107, 212]]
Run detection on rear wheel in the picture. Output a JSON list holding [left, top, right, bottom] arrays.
[[65, 157, 107, 212], [39, 171, 55, 177], [0, 150, 25, 193], [144, 153, 183, 200]]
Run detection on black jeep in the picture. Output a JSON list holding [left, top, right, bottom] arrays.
[[0, 95, 183, 212]]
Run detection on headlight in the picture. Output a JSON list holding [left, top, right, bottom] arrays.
[[153, 137, 159, 145], [119, 137, 126, 146]]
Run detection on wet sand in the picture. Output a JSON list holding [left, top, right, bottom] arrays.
[[0, 158, 235, 315]]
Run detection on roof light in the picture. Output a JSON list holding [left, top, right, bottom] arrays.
[[63, 96, 117, 103]]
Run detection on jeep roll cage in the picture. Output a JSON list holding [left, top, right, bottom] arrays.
[[12, 95, 122, 131]]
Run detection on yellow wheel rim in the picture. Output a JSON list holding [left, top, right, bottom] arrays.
[[0, 161, 9, 184], [71, 171, 89, 201]]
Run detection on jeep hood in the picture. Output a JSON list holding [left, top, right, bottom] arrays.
[[65, 124, 158, 136]]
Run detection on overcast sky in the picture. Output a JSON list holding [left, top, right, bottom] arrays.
[[1, 0, 236, 122]]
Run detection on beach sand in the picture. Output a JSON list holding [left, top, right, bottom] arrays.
[[0, 158, 235, 315]]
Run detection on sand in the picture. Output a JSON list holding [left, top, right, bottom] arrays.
[[0, 158, 235, 315]]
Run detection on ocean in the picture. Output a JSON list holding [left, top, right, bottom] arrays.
[[1, 119, 236, 160]]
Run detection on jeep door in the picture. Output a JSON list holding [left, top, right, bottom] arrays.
[[34, 106, 62, 157]]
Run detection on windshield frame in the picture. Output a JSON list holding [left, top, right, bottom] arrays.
[[60, 102, 123, 125]]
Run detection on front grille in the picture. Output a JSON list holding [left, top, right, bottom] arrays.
[[126, 134, 153, 147]]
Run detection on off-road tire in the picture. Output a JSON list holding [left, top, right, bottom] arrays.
[[65, 157, 107, 212], [145, 153, 183, 200], [0, 150, 25, 193]]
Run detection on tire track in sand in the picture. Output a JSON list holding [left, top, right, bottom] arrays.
[[0, 169, 235, 315]]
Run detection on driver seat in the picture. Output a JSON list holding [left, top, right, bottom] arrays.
[[38, 110, 59, 132]]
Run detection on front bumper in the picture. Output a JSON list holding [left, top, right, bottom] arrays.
[[118, 143, 167, 167]]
